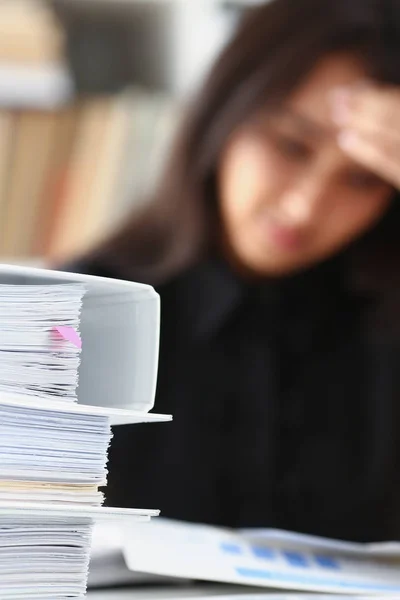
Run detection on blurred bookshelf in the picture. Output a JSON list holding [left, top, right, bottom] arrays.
[[0, 0, 256, 267]]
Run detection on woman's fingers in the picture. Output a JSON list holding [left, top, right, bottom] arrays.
[[337, 127, 400, 188], [331, 84, 400, 135], [330, 83, 400, 187]]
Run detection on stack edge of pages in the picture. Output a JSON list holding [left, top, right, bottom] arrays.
[[0, 275, 168, 599]]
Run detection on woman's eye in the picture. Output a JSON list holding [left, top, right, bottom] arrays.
[[275, 135, 311, 159], [345, 171, 384, 190]]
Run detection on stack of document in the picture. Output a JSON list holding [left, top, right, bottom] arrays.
[[0, 283, 85, 402], [0, 511, 92, 599], [0, 504, 158, 600], [0, 275, 166, 599], [0, 282, 97, 598], [0, 399, 111, 506], [0, 283, 107, 510]]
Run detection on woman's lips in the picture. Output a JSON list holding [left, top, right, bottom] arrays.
[[258, 216, 306, 251]]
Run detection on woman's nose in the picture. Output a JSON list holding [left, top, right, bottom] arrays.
[[279, 172, 329, 226]]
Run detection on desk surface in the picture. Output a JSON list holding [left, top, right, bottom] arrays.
[[87, 586, 268, 600], [86, 588, 347, 600]]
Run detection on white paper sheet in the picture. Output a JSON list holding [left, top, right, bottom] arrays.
[[0, 393, 172, 426], [89, 522, 188, 588]]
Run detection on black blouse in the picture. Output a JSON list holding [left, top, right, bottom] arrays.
[[66, 256, 400, 542]]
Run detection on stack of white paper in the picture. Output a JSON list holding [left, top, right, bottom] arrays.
[[0, 400, 111, 505], [0, 283, 85, 402], [0, 506, 160, 600], [0, 514, 92, 599], [0, 274, 168, 599], [0, 282, 96, 598], [0, 282, 109, 513]]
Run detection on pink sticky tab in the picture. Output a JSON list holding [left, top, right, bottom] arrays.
[[53, 326, 82, 349]]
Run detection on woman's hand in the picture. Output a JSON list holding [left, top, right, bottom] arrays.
[[330, 83, 400, 188]]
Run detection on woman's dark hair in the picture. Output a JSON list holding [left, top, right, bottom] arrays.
[[87, 0, 400, 320]]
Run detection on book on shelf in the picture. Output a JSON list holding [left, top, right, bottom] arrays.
[[0, 87, 179, 264], [46, 95, 131, 262], [0, 1, 181, 264], [0, 0, 64, 66], [32, 105, 79, 258], [0, 0, 73, 109], [1, 110, 59, 257]]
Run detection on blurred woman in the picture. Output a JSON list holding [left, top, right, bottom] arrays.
[[68, 0, 400, 541]]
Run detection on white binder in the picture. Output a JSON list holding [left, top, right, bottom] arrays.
[[0, 264, 171, 425]]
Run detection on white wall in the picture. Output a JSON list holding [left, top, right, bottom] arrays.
[[169, 1, 234, 97]]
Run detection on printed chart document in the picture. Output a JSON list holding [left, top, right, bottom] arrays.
[[104, 519, 400, 596]]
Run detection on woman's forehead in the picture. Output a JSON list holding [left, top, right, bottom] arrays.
[[291, 54, 366, 96], [286, 53, 366, 126]]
